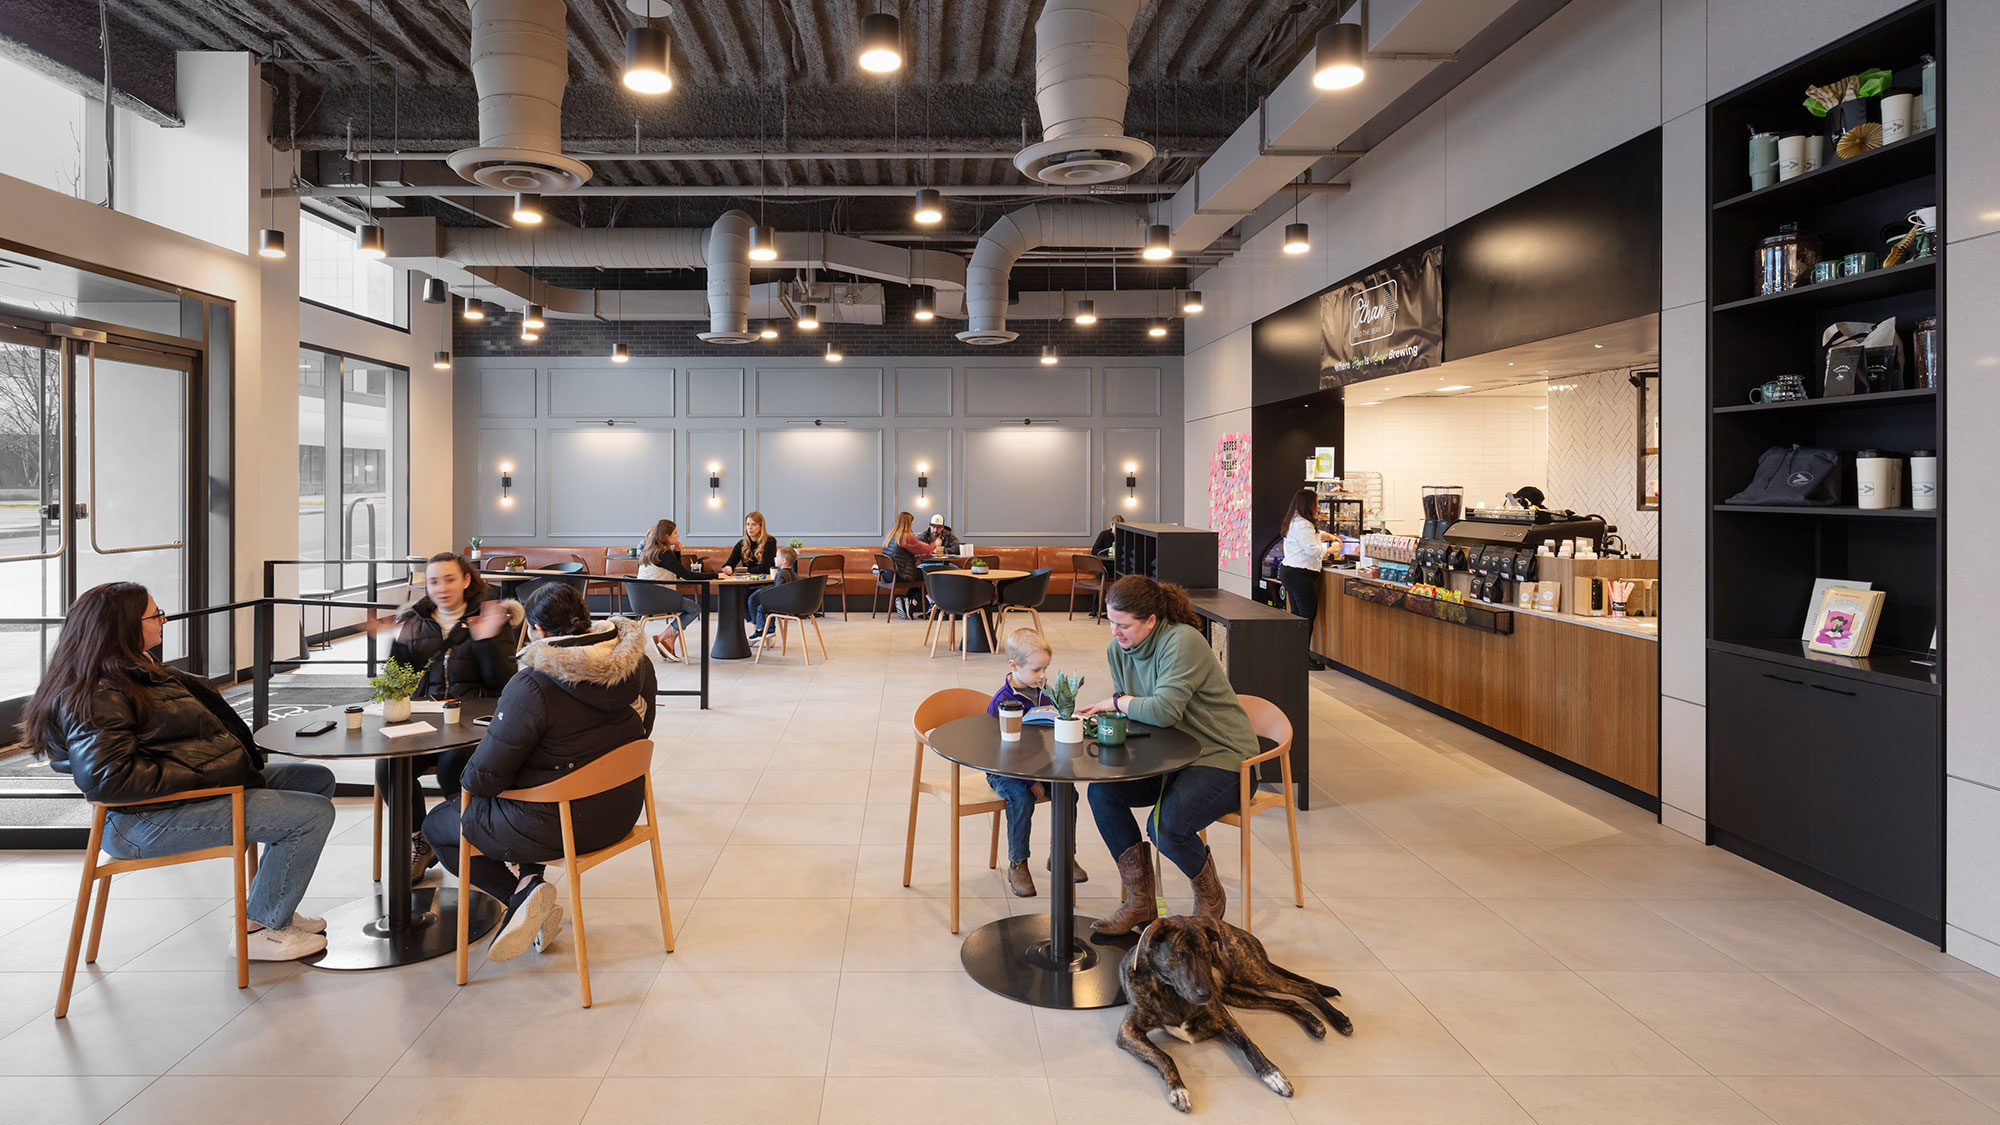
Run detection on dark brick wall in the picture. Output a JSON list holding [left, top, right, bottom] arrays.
[[453, 284, 1187, 360]]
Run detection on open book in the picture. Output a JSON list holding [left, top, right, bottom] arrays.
[[1021, 706, 1063, 725]]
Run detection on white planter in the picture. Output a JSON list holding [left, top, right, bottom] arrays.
[[1053, 717, 1085, 743], [382, 698, 412, 723]]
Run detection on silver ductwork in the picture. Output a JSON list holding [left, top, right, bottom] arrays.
[[697, 210, 757, 343], [957, 202, 1151, 343], [440, 226, 708, 267], [1014, 0, 1156, 185], [447, 0, 592, 193]]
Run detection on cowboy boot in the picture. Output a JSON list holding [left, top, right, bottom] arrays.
[[1007, 860, 1036, 898], [1190, 853, 1227, 921], [1046, 854, 1089, 883], [1090, 843, 1157, 938]]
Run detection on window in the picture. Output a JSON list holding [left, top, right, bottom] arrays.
[[0, 55, 90, 199], [299, 210, 408, 328], [298, 348, 409, 593]]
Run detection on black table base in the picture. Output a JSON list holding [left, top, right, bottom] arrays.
[[306, 885, 502, 970], [963, 611, 995, 653], [711, 583, 758, 660], [961, 913, 1130, 1008]]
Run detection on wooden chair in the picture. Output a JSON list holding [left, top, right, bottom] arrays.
[[454, 740, 672, 1008], [59, 786, 255, 1017], [922, 571, 997, 661], [1209, 695, 1305, 931], [1069, 554, 1107, 621], [903, 689, 1047, 933], [752, 576, 829, 665], [806, 553, 851, 621], [872, 552, 923, 621]]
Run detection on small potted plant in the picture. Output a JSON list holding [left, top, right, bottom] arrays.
[[370, 659, 423, 723], [467, 536, 483, 562], [1043, 669, 1086, 743], [787, 537, 804, 552], [969, 556, 990, 575]]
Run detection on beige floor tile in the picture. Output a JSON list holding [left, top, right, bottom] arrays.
[[1763, 972, 2000, 1076], [0, 972, 265, 1076], [1228, 900, 1386, 972], [765, 742, 879, 771], [1343, 792, 1533, 846], [701, 845, 857, 898], [1045, 1074, 1299, 1123], [610, 972, 839, 1077], [1324, 898, 1564, 971], [840, 895, 1011, 971], [0, 1075, 152, 1125], [728, 803, 867, 846], [657, 740, 775, 771], [852, 841, 1012, 902], [1408, 845, 1620, 898], [1497, 1076, 1779, 1124], [1640, 901, 1927, 972], [651, 803, 745, 846], [0, 973, 89, 1042], [660, 898, 851, 972], [827, 970, 1045, 1077], [1397, 971, 1703, 1076], [1582, 971, 1924, 1076], [474, 895, 676, 977], [1481, 900, 1746, 971], [1295, 846, 1469, 899], [1032, 970, 1480, 1078], [0, 895, 220, 975], [0, 896, 67, 941], [750, 769, 874, 804], [647, 769, 761, 804], [347, 1076, 602, 1124], [581, 1077, 826, 1124], [1722, 1076, 2000, 1124], [1284, 1076, 1538, 1123], [1801, 899, 1981, 973], [818, 1076, 1055, 1124], [1549, 845, 1814, 900], [1950, 1079, 2000, 1114], [171, 967, 462, 1076], [1254, 801, 1396, 847], [391, 969, 648, 1077], [104, 1076, 376, 1124]]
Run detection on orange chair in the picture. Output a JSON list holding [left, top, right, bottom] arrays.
[[58, 786, 255, 1017], [1210, 695, 1305, 931], [903, 689, 1046, 933], [454, 740, 672, 1007]]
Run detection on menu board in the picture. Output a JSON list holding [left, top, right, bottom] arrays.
[[1318, 243, 1444, 385]]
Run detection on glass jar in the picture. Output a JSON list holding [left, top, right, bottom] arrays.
[[1756, 222, 1821, 295], [1912, 317, 1940, 389]]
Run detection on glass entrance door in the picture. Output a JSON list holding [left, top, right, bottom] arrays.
[[0, 329, 65, 706]]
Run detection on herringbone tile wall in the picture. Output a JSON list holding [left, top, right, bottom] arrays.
[[1545, 368, 1661, 558]]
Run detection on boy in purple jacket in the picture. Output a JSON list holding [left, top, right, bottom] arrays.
[[986, 629, 1086, 896]]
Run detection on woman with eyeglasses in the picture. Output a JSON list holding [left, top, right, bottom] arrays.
[[20, 583, 338, 961]]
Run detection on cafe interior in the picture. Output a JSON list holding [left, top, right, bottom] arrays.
[[0, 0, 1997, 1122]]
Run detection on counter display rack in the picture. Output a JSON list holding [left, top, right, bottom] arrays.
[[1703, 0, 1944, 943], [1343, 576, 1514, 635]]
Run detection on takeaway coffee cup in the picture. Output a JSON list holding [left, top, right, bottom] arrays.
[[442, 698, 463, 725], [998, 700, 1025, 741], [344, 705, 364, 730], [1777, 134, 1809, 181]]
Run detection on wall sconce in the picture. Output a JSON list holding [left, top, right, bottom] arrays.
[[916, 463, 930, 507], [1125, 463, 1139, 506], [708, 463, 722, 507], [499, 463, 515, 507]]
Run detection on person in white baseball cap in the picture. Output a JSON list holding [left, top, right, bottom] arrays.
[[918, 511, 961, 555]]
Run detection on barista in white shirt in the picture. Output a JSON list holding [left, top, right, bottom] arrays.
[[1279, 488, 1336, 670]]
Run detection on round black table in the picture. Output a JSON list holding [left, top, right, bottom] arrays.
[[255, 699, 504, 970], [487, 568, 587, 601], [697, 575, 772, 660], [925, 715, 1201, 1009]]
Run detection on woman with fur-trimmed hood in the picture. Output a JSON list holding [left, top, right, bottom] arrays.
[[421, 582, 657, 961]]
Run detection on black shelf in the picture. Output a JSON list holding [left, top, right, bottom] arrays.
[[1713, 258, 1934, 313], [1713, 388, 1935, 415], [1712, 504, 1936, 519], [1709, 639, 1940, 695], [1713, 130, 1936, 213]]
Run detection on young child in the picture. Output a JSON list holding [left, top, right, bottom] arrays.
[[985, 629, 1087, 897], [747, 546, 799, 640]]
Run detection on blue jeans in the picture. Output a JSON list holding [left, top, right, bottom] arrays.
[[1087, 765, 1238, 879], [103, 763, 337, 931], [987, 773, 1079, 864]]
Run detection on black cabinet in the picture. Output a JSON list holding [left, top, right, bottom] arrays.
[[1114, 524, 1220, 589], [1707, 649, 1942, 940], [1188, 589, 1312, 809]]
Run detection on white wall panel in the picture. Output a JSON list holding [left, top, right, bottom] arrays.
[[894, 366, 953, 416], [687, 367, 745, 418], [895, 428, 952, 524], [1661, 0, 1708, 121], [756, 366, 884, 417], [1104, 367, 1163, 417], [1103, 428, 1163, 524], [964, 366, 1091, 416], [546, 428, 673, 537], [1661, 110, 1706, 311], [1947, 1, 2000, 243], [477, 367, 537, 418], [1185, 410, 1253, 583], [1947, 779, 2000, 975], [963, 428, 1092, 536], [1183, 327, 1253, 423], [685, 430, 743, 537], [753, 428, 885, 537], [548, 366, 675, 418], [1660, 302, 1705, 706], [1707, 0, 1908, 99], [1661, 694, 1706, 827]]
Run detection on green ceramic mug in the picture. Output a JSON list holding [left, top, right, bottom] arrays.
[[1095, 712, 1128, 745]]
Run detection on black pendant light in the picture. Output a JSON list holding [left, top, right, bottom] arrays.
[[624, 26, 673, 93], [512, 192, 544, 225], [259, 139, 286, 258], [422, 277, 448, 305], [913, 188, 943, 225], [1181, 290, 1204, 314], [462, 295, 486, 321], [1142, 223, 1172, 260], [1314, 21, 1366, 90], [1283, 175, 1310, 254], [859, 11, 902, 73]]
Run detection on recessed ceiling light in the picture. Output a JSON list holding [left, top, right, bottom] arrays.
[[1594, 343, 1604, 349], [1534, 405, 1547, 410], [1358, 401, 1378, 406], [1438, 385, 1471, 392]]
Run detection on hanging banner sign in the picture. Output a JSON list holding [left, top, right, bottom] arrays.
[[1318, 243, 1444, 386]]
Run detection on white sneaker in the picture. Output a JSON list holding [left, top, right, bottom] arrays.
[[243, 924, 328, 961], [250, 912, 326, 935], [533, 903, 564, 954], [488, 879, 557, 962]]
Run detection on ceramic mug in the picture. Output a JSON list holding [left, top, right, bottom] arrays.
[[1811, 261, 1840, 284], [1842, 252, 1879, 276], [1749, 382, 1783, 404], [1094, 712, 1128, 746]]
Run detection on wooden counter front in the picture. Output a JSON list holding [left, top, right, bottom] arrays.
[[1315, 571, 1659, 798]]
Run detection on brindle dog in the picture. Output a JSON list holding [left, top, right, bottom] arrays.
[[1115, 914, 1352, 1112]]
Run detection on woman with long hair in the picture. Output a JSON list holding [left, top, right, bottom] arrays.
[[1078, 575, 1260, 933], [21, 582, 338, 961], [421, 582, 656, 961], [879, 510, 935, 618], [366, 551, 524, 883], [718, 511, 777, 577], [635, 518, 702, 659], [1279, 487, 1335, 669]]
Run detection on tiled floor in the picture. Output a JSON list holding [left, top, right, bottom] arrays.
[[3, 608, 1998, 1123]]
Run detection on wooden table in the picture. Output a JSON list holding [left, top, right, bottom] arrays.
[[932, 568, 1028, 653], [924, 714, 1200, 1009], [255, 698, 503, 970]]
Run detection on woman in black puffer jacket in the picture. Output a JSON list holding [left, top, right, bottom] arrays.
[[421, 582, 656, 961], [23, 582, 337, 962], [368, 551, 523, 883]]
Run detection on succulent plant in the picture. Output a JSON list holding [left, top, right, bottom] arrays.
[[1042, 669, 1085, 720]]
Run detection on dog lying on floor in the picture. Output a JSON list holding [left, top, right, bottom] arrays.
[[1115, 914, 1352, 1112]]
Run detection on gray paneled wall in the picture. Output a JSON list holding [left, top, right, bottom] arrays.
[[450, 355, 1184, 548]]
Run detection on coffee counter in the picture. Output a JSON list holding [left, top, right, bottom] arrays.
[[1314, 568, 1660, 802]]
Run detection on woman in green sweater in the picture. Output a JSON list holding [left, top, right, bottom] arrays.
[[1078, 575, 1258, 935]]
